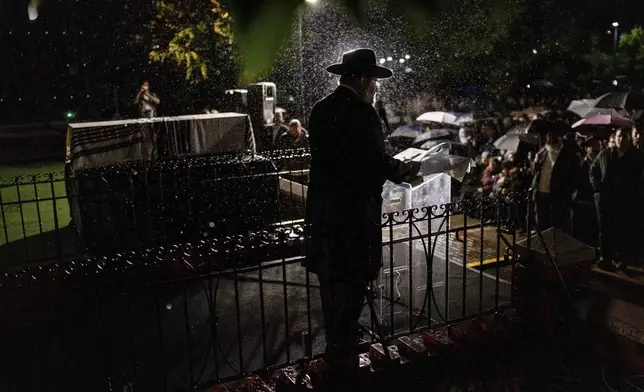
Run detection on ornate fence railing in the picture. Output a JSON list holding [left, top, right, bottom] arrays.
[[0, 150, 522, 391], [0, 149, 311, 266]]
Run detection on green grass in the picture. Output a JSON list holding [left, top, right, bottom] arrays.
[[0, 162, 71, 264]]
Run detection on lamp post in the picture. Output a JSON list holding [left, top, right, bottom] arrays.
[[612, 22, 619, 53], [298, 0, 317, 119]]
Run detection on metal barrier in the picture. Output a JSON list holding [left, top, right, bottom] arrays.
[[0, 150, 311, 267], [0, 151, 521, 392], [0, 171, 72, 265]]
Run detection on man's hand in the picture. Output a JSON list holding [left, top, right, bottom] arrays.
[[404, 160, 422, 177], [401, 160, 422, 184]]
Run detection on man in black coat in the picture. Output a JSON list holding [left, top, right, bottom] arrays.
[[304, 48, 419, 378], [572, 136, 600, 246], [277, 119, 309, 150], [590, 128, 644, 271], [530, 129, 580, 233]]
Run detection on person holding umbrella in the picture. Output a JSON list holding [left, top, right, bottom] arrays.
[[304, 48, 420, 383], [590, 128, 644, 271]]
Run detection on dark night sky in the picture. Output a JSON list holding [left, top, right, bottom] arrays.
[[0, 0, 153, 123], [0, 0, 642, 124]]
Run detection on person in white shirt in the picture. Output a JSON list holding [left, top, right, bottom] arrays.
[[530, 130, 580, 232]]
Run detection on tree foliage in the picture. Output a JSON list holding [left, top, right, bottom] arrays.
[[145, 0, 644, 94], [616, 26, 644, 87], [584, 26, 644, 89], [619, 26, 644, 64], [149, 0, 234, 83]]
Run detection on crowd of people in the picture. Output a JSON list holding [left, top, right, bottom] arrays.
[[135, 75, 644, 273], [439, 111, 644, 272], [254, 86, 644, 273], [264, 48, 642, 386]]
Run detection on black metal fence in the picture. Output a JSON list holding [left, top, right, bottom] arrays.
[[0, 151, 519, 392], [0, 150, 311, 267]]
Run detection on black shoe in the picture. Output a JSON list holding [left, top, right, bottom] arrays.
[[597, 258, 616, 271]]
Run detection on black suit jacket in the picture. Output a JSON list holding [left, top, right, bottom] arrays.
[[277, 129, 310, 150], [589, 147, 644, 207], [304, 86, 408, 280]]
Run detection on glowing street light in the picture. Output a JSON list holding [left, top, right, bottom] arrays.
[[27, 0, 39, 21], [612, 22, 619, 52], [28, 5, 38, 20], [297, 0, 318, 117], [532, 49, 538, 54]]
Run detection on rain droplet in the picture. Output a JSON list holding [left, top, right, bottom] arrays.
[[209, 222, 215, 228], [166, 303, 172, 310]]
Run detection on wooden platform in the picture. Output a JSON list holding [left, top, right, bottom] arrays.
[[434, 231, 500, 266], [434, 225, 521, 269]]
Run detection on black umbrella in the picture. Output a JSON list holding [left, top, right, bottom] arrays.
[[510, 119, 570, 136], [494, 133, 540, 152], [593, 92, 644, 111], [455, 111, 497, 125], [387, 124, 425, 151], [389, 124, 424, 140], [412, 129, 455, 146], [495, 119, 569, 152]]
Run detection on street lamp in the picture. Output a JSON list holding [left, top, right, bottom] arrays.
[[612, 22, 619, 53], [298, 0, 318, 119]]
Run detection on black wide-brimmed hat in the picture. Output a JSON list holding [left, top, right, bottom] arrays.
[[326, 48, 393, 79]]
